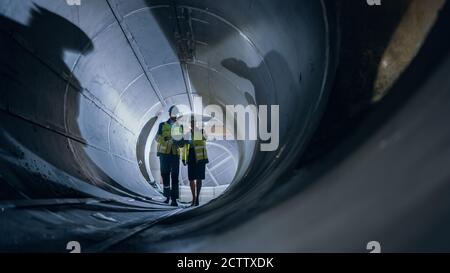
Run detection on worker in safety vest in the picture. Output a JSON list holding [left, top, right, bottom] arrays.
[[182, 115, 209, 206], [156, 105, 184, 207]]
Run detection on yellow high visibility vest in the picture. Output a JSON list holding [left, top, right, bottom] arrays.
[[156, 122, 183, 156], [182, 130, 208, 163]]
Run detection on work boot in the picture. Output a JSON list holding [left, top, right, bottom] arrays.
[[171, 200, 178, 207]]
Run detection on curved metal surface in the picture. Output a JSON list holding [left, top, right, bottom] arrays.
[[0, 0, 337, 252], [1, 0, 449, 253]]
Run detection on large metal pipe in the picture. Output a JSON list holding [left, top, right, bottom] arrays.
[[1, 0, 449, 253], [0, 0, 334, 251], [0, 0, 332, 199]]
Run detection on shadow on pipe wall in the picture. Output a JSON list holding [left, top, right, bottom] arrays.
[[0, 5, 139, 199]]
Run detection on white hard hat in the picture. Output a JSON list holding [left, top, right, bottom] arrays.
[[169, 105, 181, 118]]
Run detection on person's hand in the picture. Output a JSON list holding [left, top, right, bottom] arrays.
[[182, 160, 186, 166], [178, 139, 188, 147]]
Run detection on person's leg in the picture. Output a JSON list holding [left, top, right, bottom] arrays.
[[195, 179, 202, 206], [159, 156, 171, 203], [195, 162, 206, 206], [188, 161, 196, 206], [170, 155, 180, 206], [189, 180, 196, 206], [162, 173, 171, 203]]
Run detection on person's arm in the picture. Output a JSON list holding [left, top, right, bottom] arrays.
[[156, 123, 171, 144]]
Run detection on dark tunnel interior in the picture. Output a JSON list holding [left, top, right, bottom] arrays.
[[1, 0, 450, 252]]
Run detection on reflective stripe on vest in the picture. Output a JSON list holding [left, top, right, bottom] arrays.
[[182, 144, 208, 163], [195, 146, 206, 160]]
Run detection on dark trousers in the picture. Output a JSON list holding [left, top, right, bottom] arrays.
[[159, 155, 180, 200]]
